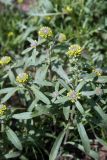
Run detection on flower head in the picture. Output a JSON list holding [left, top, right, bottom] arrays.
[[44, 16, 52, 21], [0, 56, 11, 65], [92, 68, 102, 76], [17, 0, 24, 4], [66, 44, 82, 57], [16, 73, 29, 83], [0, 104, 7, 116], [58, 33, 66, 43], [7, 32, 14, 37], [38, 27, 53, 39], [67, 90, 81, 103], [63, 6, 72, 13]]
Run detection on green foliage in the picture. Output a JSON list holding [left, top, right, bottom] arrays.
[[0, 0, 107, 159]]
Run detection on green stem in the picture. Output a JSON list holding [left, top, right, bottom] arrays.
[[48, 40, 56, 80], [1, 123, 4, 132]]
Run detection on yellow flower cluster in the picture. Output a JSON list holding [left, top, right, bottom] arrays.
[[66, 44, 82, 57], [17, 0, 24, 4], [44, 16, 52, 21], [58, 33, 66, 43], [63, 6, 72, 13], [0, 104, 7, 116], [67, 90, 81, 103], [38, 27, 53, 39], [7, 32, 14, 37], [16, 73, 29, 83], [92, 68, 102, 76], [0, 56, 11, 65]]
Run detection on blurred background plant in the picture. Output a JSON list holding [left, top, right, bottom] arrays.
[[0, 0, 107, 160]]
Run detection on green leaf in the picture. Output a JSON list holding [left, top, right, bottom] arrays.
[[49, 129, 66, 160], [14, 27, 36, 44], [6, 127, 22, 150], [76, 81, 86, 92], [63, 106, 70, 120], [4, 152, 20, 159], [27, 37, 35, 43], [0, 87, 17, 94], [32, 110, 49, 118], [94, 105, 105, 118], [20, 155, 29, 160], [83, 73, 96, 81], [13, 112, 32, 120], [31, 85, 50, 104], [75, 101, 85, 114], [58, 79, 70, 90], [52, 65, 70, 83], [25, 54, 48, 67], [8, 69, 15, 83], [28, 100, 37, 112], [42, 0, 53, 11], [81, 91, 95, 96], [35, 65, 48, 81], [22, 47, 33, 55], [77, 123, 90, 154], [103, 89, 107, 93], [13, 108, 50, 120], [97, 76, 107, 83], [94, 105, 107, 128], [1, 88, 18, 103], [54, 96, 69, 104], [0, 0, 12, 5], [32, 104, 50, 117], [29, 12, 63, 17], [37, 80, 53, 86], [34, 65, 49, 86]]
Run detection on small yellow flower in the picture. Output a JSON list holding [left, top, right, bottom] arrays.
[[0, 104, 7, 116], [38, 27, 53, 39], [92, 68, 102, 76], [44, 16, 52, 21], [16, 73, 29, 83], [58, 33, 66, 43], [0, 56, 11, 65], [66, 44, 82, 57], [63, 6, 72, 13], [7, 32, 14, 37], [67, 90, 81, 103], [0, 110, 3, 116], [17, 0, 24, 4]]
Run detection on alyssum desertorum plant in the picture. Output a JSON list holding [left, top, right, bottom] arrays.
[[0, 26, 107, 160]]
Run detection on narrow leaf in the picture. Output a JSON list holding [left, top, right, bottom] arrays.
[[75, 101, 84, 114], [13, 112, 32, 120], [49, 129, 66, 160], [31, 85, 50, 104], [1, 88, 18, 103], [77, 123, 90, 154], [63, 106, 70, 120], [4, 152, 20, 159], [76, 81, 86, 92], [6, 127, 22, 150]]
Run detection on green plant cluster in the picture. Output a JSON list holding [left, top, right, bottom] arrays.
[[0, 0, 107, 159]]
